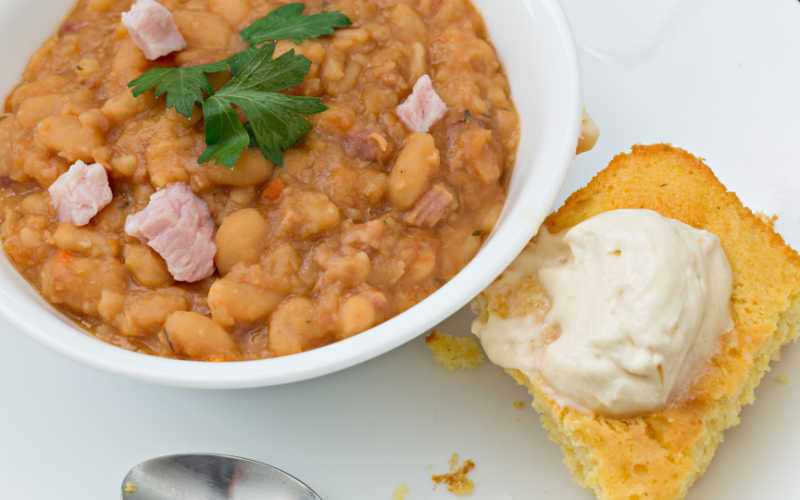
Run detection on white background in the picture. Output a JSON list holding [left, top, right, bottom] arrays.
[[1, 0, 799, 498]]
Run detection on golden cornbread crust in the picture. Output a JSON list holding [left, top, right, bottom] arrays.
[[503, 144, 800, 500]]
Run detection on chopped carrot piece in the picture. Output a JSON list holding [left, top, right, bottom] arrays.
[[261, 179, 287, 201], [54, 250, 72, 266]]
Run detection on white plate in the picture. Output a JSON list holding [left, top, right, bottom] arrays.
[[1, 0, 799, 498]]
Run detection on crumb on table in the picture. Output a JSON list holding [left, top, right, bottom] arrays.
[[777, 374, 791, 383], [425, 329, 485, 372], [123, 481, 138, 494], [432, 453, 475, 496], [393, 482, 409, 500], [513, 401, 524, 409]]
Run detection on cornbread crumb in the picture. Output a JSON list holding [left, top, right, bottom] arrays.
[[777, 374, 791, 383], [425, 329, 485, 372], [576, 107, 600, 155], [513, 401, 524, 409], [123, 481, 137, 494], [754, 211, 778, 228], [392, 482, 409, 500], [432, 453, 475, 496]]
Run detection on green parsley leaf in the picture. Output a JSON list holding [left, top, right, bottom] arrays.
[[128, 61, 228, 118], [224, 47, 259, 76], [244, 122, 259, 148], [472, 230, 482, 236], [237, 91, 327, 166], [127, 49, 260, 119], [221, 42, 310, 94], [199, 43, 328, 168], [481, 113, 492, 120], [464, 109, 472, 124], [198, 97, 251, 168], [240, 3, 352, 46]]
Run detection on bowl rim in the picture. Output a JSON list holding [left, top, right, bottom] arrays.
[[0, 0, 583, 388]]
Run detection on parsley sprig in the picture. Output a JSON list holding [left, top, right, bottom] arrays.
[[128, 4, 351, 168], [199, 43, 328, 167]]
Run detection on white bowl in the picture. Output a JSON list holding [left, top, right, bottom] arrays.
[[0, 0, 582, 388]]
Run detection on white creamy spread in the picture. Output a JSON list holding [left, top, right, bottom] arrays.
[[472, 209, 734, 417]]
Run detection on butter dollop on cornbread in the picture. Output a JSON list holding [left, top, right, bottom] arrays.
[[474, 209, 734, 417], [471, 144, 800, 500]]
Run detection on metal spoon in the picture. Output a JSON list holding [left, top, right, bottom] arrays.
[[120, 454, 322, 500]]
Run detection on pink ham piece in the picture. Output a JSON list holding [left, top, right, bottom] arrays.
[[125, 182, 217, 282], [48, 160, 112, 226], [405, 183, 455, 228], [121, 0, 187, 60], [396, 75, 448, 133]]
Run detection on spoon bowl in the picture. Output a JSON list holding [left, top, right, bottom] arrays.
[[121, 454, 322, 500]]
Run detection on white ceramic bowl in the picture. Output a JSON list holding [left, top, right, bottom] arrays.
[[0, 0, 582, 388]]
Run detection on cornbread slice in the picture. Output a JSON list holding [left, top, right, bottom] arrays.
[[476, 144, 800, 500]]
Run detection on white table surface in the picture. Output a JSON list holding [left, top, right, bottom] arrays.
[[2, 0, 799, 498]]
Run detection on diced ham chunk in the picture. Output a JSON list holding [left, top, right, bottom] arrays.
[[125, 182, 216, 282], [343, 127, 393, 165], [121, 0, 187, 60], [48, 160, 112, 227], [396, 75, 448, 133], [405, 183, 455, 228]]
